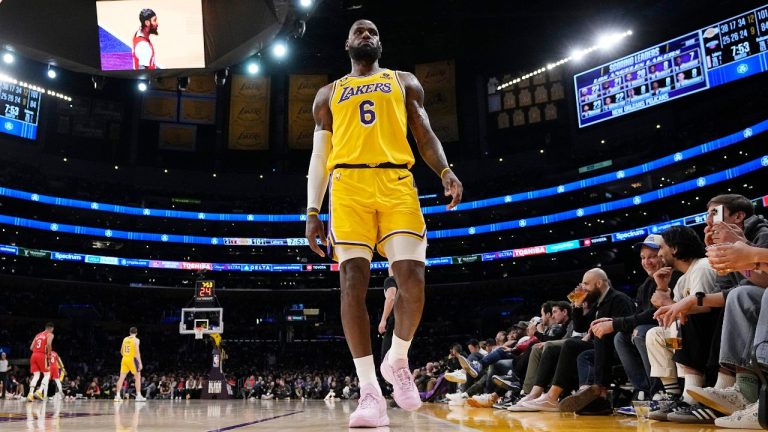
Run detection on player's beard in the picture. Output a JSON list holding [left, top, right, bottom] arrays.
[[349, 43, 381, 64], [150, 24, 159, 36]]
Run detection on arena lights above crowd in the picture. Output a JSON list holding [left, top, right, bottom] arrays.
[[0, 120, 764, 222], [0, 156, 765, 245], [496, 30, 633, 90], [1, 195, 765, 273]]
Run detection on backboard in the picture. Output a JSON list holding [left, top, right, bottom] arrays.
[[180, 307, 224, 335]]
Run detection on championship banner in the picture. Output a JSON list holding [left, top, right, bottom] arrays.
[[180, 96, 216, 124], [142, 91, 178, 121], [414, 60, 459, 142], [158, 123, 196, 151], [228, 75, 270, 150], [187, 74, 216, 95], [288, 74, 327, 149]]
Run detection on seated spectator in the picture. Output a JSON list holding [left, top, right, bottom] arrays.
[[644, 226, 719, 422], [514, 268, 634, 413], [85, 378, 101, 399]]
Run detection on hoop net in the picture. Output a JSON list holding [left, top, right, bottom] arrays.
[[194, 327, 204, 340]]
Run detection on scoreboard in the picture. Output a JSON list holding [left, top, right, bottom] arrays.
[[0, 82, 41, 139], [575, 4, 768, 127]]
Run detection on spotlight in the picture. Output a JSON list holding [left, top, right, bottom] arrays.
[[137, 81, 148, 92], [91, 75, 106, 90], [214, 68, 229, 87], [46, 65, 57, 79], [177, 76, 189, 91], [597, 32, 623, 50], [299, 0, 312, 8], [272, 41, 287, 58], [292, 20, 306, 39], [570, 49, 585, 61], [247, 62, 260, 75], [2, 52, 14, 64]]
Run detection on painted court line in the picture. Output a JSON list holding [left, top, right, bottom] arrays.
[[207, 411, 304, 432], [411, 411, 481, 431]]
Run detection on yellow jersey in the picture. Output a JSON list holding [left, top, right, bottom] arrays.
[[121, 336, 137, 359], [327, 69, 415, 170]]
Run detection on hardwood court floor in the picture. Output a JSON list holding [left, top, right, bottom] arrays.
[[0, 399, 754, 431]]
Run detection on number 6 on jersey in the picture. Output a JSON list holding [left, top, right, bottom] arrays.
[[359, 100, 376, 126]]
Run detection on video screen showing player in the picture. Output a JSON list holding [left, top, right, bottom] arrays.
[[674, 50, 700, 71], [579, 85, 600, 104], [674, 66, 704, 89], [647, 61, 672, 80], [96, 0, 205, 71]]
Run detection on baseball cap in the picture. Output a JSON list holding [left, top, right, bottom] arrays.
[[383, 276, 397, 288], [515, 321, 529, 329], [635, 234, 662, 250]]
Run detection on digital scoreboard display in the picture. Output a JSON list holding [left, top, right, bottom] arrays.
[[0, 82, 41, 140], [576, 4, 768, 127], [195, 280, 215, 301]]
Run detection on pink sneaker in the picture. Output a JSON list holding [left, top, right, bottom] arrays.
[[380, 351, 422, 411], [349, 384, 389, 428]]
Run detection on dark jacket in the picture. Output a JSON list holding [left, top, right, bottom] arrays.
[[534, 318, 570, 342], [573, 288, 636, 333], [613, 271, 681, 333], [718, 214, 768, 302]]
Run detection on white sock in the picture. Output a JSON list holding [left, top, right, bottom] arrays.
[[683, 374, 704, 405], [353, 355, 381, 394], [40, 373, 51, 398], [714, 372, 736, 390], [29, 373, 41, 393], [55, 380, 62, 393], [388, 334, 411, 365]]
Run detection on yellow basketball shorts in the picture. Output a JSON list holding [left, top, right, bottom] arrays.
[[120, 357, 139, 375], [328, 167, 426, 261]]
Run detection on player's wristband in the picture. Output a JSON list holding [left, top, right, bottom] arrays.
[[439, 167, 451, 178], [307, 211, 319, 217]]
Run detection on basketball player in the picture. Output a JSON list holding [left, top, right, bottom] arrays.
[[27, 322, 54, 401], [305, 19, 462, 427], [132, 8, 158, 70], [114, 327, 146, 402], [49, 351, 65, 401]]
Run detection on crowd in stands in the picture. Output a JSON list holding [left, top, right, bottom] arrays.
[[403, 193, 768, 429]]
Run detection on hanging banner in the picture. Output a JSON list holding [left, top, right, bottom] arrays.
[[141, 91, 178, 122], [180, 96, 216, 124], [228, 75, 270, 150], [159, 123, 196, 151], [414, 60, 459, 142], [288, 74, 327, 149]]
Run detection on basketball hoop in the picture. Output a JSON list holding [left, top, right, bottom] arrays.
[[194, 327, 204, 340]]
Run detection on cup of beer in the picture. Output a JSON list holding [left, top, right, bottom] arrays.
[[706, 242, 733, 276], [567, 284, 588, 304], [664, 319, 682, 350]]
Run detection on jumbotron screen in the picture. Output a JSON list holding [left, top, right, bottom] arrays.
[[96, 0, 205, 71], [575, 4, 768, 127], [0, 82, 41, 140]]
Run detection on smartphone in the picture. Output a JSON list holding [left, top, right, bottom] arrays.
[[713, 204, 724, 224]]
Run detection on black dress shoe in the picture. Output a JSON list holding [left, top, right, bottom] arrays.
[[575, 396, 613, 416]]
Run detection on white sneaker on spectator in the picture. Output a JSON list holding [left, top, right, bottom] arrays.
[[135, 395, 147, 402], [445, 370, 467, 384], [446, 392, 467, 407], [507, 393, 539, 412], [520, 394, 559, 412], [686, 385, 750, 415], [714, 402, 760, 429]]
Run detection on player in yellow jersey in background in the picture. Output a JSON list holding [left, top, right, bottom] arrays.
[[114, 327, 146, 402], [305, 19, 462, 428]]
